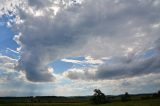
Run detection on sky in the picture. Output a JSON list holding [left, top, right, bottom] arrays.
[[0, 0, 160, 96]]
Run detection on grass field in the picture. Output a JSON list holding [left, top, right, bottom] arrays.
[[0, 98, 159, 106]]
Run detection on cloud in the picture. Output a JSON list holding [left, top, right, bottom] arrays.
[[6, 48, 19, 54], [0, 55, 19, 82], [96, 54, 160, 80], [64, 49, 160, 80], [59, 73, 160, 95], [27, 0, 52, 8], [0, 72, 159, 96], [63, 67, 97, 80], [61, 56, 104, 65], [61, 58, 82, 64], [84, 56, 104, 65], [1, 0, 160, 82], [0, 55, 17, 71]]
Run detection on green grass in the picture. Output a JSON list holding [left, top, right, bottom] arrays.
[[98, 98, 160, 106], [0, 103, 87, 106], [0, 98, 159, 106]]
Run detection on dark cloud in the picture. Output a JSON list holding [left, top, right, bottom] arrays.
[[27, 0, 52, 8], [96, 55, 160, 80]]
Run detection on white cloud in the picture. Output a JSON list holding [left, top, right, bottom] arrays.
[[61, 58, 82, 64], [0, 55, 20, 82], [84, 56, 104, 65], [6, 48, 19, 54], [0, 55, 17, 71], [61, 56, 104, 65]]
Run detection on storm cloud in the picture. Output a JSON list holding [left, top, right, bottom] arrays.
[[1, 0, 160, 82]]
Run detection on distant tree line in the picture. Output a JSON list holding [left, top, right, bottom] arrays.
[[91, 89, 160, 105], [91, 89, 132, 104]]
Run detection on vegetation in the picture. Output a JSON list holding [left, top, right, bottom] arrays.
[[121, 92, 131, 102], [0, 98, 160, 106], [91, 89, 106, 104], [0, 90, 160, 106]]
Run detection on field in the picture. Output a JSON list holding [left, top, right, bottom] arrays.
[[0, 95, 160, 106]]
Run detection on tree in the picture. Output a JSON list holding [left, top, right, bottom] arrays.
[[152, 90, 160, 98], [91, 89, 106, 104], [158, 90, 160, 95], [121, 92, 131, 102]]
